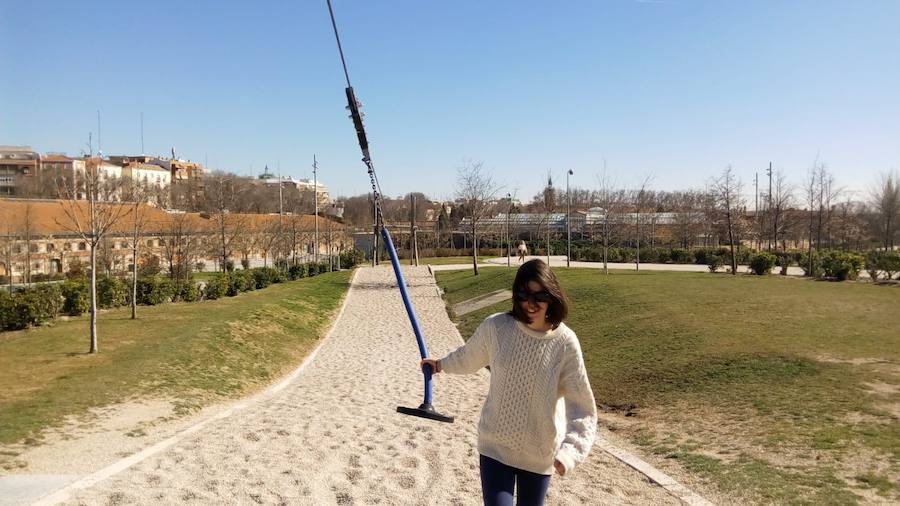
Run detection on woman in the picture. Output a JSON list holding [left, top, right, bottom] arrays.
[[516, 241, 528, 263], [422, 259, 597, 506]]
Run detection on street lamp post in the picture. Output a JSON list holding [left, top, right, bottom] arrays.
[[506, 193, 511, 267], [313, 155, 319, 265], [567, 169, 573, 268]]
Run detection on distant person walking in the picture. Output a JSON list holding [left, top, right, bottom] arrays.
[[516, 241, 528, 263], [422, 259, 597, 506]]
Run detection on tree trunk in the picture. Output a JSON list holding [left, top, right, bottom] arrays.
[[603, 232, 609, 275], [472, 222, 479, 276], [727, 211, 737, 275], [131, 245, 138, 319], [90, 244, 98, 353]]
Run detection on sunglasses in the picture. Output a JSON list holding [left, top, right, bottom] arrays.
[[514, 289, 553, 304]]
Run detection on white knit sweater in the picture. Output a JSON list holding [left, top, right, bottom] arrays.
[[440, 313, 597, 475]]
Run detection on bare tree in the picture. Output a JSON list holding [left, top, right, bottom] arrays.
[[1, 209, 14, 289], [123, 183, 152, 319], [257, 218, 282, 267], [162, 212, 199, 282], [671, 190, 704, 249], [870, 170, 899, 249], [234, 219, 259, 269], [712, 166, 743, 275], [634, 175, 653, 271], [542, 172, 556, 265], [455, 161, 501, 275], [769, 169, 794, 250], [203, 174, 245, 271], [595, 167, 625, 274], [21, 203, 35, 284], [57, 159, 131, 353]]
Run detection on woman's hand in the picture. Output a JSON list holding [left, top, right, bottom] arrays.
[[553, 459, 566, 476], [420, 358, 441, 374]]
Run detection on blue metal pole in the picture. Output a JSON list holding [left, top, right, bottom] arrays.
[[380, 226, 432, 405]]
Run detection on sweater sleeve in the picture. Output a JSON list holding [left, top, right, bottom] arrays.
[[439, 316, 493, 374], [554, 336, 598, 475]]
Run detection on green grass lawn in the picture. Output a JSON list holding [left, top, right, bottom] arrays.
[[0, 271, 351, 467], [437, 268, 900, 505]]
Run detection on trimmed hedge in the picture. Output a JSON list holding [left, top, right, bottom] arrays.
[[288, 263, 308, 280], [2, 261, 341, 331], [136, 277, 175, 305], [821, 251, 864, 281], [749, 253, 777, 276], [0, 284, 63, 331], [97, 276, 127, 309], [339, 249, 366, 268], [204, 275, 229, 300], [866, 250, 900, 281], [799, 251, 822, 277], [174, 281, 200, 302], [61, 279, 90, 316]]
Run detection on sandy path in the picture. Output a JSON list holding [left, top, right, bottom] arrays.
[[55, 266, 679, 505]]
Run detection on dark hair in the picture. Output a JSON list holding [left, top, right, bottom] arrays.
[[509, 259, 569, 328]]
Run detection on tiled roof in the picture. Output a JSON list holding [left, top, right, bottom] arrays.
[[0, 198, 341, 237]]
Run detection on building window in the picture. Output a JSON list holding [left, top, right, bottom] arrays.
[[47, 243, 56, 252], [78, 242, 87, 251]]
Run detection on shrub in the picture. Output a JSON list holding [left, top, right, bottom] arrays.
[[821, 251, 864, 281], [749, 253, 777, 276], [878, 250, 900, 280], [241, 258, 250, 270], [204, 275, 228, 300], [195, 261, 206, 272], [174, 281, 200, 302], [774, 252, 793, 276], [707, 255, 724, 273], [669, 249, 692, 264], [225, 260, 235, 272], [288, 263, 307, 280], [865, 251, 882, 281], [735, 248, 754, 265], [2, 285, 63, 330], [227, 270, 253, 296], [251, 267, 276, 289], [136, 277, 175, 305], [66, 259, 86, 279], [799, 251, 822, 277], [318, 262, 329, 275], [340, 249, 366, 269], [97, 276, 127, 308], [138, 255, 162, 277], [32, 273, 64, 283], [694, 248, 728, 265], [0, 290, 13, 330], [61, 279, 90, 315]]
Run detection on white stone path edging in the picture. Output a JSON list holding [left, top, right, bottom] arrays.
[[32, 269, 361, 506], [33, 266, 712, 505]]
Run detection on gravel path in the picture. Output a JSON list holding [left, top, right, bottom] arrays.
[[55, 266, 679, 505]]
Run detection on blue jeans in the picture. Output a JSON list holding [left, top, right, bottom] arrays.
[[479, 454, 552, 506]]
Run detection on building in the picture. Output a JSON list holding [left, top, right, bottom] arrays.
[[36, 154, 86, 197], [0, 146, 41, 196], [0, 197, 352, 282], [121, 163, 172, 191], [257, 166, 330, 206]]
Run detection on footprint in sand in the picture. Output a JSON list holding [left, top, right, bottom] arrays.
[[397, 474, 416, 489]]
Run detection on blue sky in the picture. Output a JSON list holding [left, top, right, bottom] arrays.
[[2, 0, 898, 203]]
